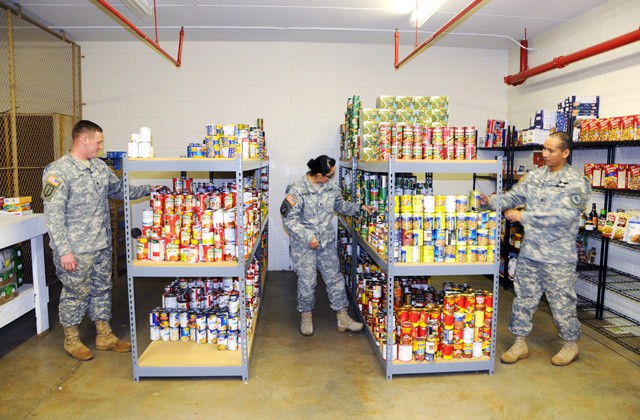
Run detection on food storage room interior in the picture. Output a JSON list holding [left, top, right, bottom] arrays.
[[0, 0, 638, 418]]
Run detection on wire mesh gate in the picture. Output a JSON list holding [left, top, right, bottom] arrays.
[[1, 3, 81, 283]]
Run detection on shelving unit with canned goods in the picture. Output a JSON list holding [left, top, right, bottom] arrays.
[[340, 158, 503, 378], [123, 156, 269, 381]]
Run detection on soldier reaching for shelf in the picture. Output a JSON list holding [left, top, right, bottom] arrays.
[[281, 155, 375, 336], [479, 131, 591, 366]]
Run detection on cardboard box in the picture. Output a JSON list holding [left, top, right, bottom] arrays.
[[592, 163, 604, 187], [603, 164, 619, 189], [621, 115, 636, 141], [3, 196, 32, 205], [628, 164, 640, 190], [584, 163, 595, 184], [609, 116, 623, 141]]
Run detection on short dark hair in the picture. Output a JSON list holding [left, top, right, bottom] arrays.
[[72, 120, 103, 140], [550, 131, 573, 151], [307, 155, 336, 176]]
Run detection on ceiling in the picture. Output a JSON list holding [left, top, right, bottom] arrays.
[[8, 0, 610, 49]]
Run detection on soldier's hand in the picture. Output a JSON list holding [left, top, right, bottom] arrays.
[[478, 193, 490, 206], [310, 237, 320, 249], [504, 209, 523, 223], [61, 253, 78, 272], [361, 204, 376, 215]]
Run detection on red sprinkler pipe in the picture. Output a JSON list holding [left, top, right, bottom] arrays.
[[395, 0, 484, 69], [505, 27, 640, 86], [95, 0, 184, 67]]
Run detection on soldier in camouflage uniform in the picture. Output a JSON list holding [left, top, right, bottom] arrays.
[[481, 131, 591, 366], [42, 120, 150, 361], [282, 155, 374, 335]]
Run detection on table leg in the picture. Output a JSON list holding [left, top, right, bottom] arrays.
[[31, 235, 49, 336]]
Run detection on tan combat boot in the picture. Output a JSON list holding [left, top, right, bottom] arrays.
[[95, 320, 131, 352], [336, 308, 363, 333], [63, 326, 94, 361], [501, 335, 529, 364], [551, 340, 579, 366], [300, 311, 313, 336]]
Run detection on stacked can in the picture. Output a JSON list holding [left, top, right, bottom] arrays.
[[395, 190, 497, 264], [149, 263, 261, 350], [375, 125, 476, 161], [193, 122, 267, 160], [139, 177, 263, 264], [340, 95, 361, 160]]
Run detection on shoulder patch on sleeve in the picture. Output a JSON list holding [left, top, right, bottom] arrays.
[[285, 194, 297, 206], [42, 175, 62, 201]]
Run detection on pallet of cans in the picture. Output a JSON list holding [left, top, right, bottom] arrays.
[[357, 275, 494, 362], [149, 265, 260, 350], [136, 175, 263, 263], [187, 121, 267, 159]]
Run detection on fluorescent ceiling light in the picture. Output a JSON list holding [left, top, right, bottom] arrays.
[[121, 0, 154, 22], [390, 0, 416, 14], [410, 0, 448, 28]]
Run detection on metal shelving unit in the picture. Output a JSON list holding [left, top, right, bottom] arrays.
[[341, 157, 503, 378], [123, 156, 269, 381]]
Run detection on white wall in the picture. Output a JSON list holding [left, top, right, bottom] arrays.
[[80, 40, 508, 270], [506, 0, 640, 282]]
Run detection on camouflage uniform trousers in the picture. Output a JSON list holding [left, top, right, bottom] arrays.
[[291, 242, 349, 313], [55, 247, 114, 328], [510, 256, 581, 341]]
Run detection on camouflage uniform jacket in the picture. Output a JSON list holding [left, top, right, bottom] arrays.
[[488, 163, 591, 263], [283, 175, 361, 249], [42, 154, 150, 256]]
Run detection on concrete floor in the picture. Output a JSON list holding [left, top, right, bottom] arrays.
[[1, 271, 639, 419]]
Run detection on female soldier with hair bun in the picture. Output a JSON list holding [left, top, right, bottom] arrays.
[[281, 155, 375, 336]]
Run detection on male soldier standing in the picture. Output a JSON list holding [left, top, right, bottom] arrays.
[[480, 131, 591, 366], [282, 155, 374, 335], [42, 120, 150, 361]]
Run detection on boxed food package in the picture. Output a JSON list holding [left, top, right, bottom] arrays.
[[623, 215, 640, 245], [601, 212, 617, 238], [621, 115, 636, 141], [603, 164, 619, 189], [613, 213, 629, 240], [628, 165, 640, 190], [592, 163, 604, 187], [609, 116, 623, 141], [584, 163, 595, 184], [4, 196, 32, 205], [598, 118, 611, 142]]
